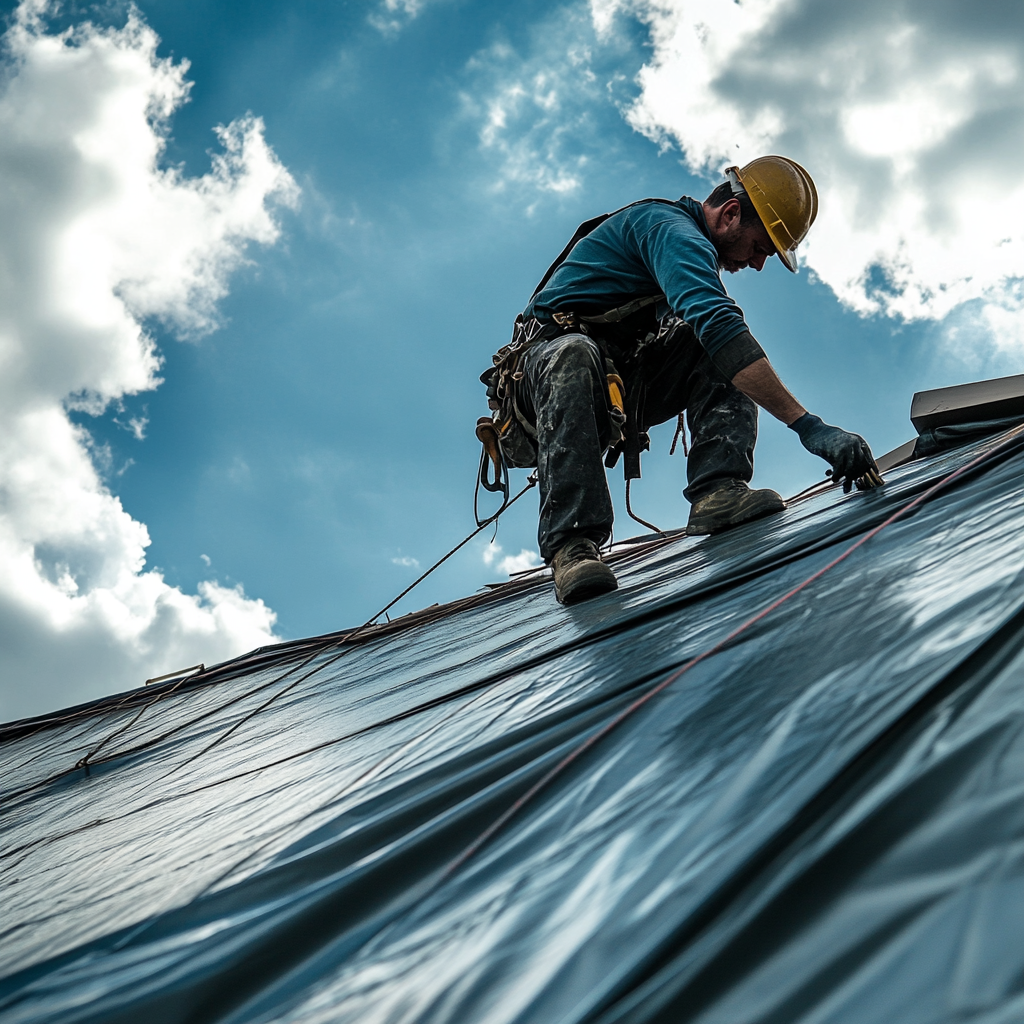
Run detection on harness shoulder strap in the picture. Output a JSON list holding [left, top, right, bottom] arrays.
[[529, 198, 682, 301]]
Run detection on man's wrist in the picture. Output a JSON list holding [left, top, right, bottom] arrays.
[[788, 411, 820, 436]]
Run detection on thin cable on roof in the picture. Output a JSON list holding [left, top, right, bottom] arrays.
[[8, 421, 1019, 810], [7, 474, 541, 799], [437, 420, 1024, 881]]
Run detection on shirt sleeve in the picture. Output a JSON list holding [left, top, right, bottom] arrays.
[[626, 205, 751, 357]]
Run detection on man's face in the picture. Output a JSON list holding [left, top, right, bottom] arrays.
[[705, 198, 777, 273], [717, 221, 776, 274]]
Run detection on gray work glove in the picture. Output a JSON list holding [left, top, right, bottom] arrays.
[[790, 413, 883, 493]]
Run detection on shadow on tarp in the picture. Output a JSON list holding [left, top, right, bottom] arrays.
[[3, 431, 1024, 1023]]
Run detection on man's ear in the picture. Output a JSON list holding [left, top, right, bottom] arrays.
[[720, 197, 742, 230]]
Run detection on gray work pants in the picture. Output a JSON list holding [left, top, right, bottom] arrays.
[[509, 327, 758, 561]]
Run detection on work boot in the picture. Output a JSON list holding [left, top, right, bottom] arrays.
[[551, 536, 618, 605], [686, 481, 786, 536]]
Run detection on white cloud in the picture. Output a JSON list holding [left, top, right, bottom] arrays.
[[483, 542, 542, 576], [112, 402, 148, 440], [501, 548, 543, 575], [0, 1, 297, 721], [392, 555, 420, 568], [369, 0, 439, 35], [601, 0, 1024, 352], [460, 7, 629, 200]]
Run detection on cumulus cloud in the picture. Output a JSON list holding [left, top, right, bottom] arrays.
[[483, 542, 542, 576], [0, 1, 298, 721], [392, 555, 420, 568], [600, 0, 1024, 350]]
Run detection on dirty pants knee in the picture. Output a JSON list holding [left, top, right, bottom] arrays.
[[680, 364, 757, 502], [518, 334, 613, 562], [618, 324, 758, 504]]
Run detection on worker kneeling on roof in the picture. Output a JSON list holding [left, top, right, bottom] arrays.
[[481, 156, 882, 606]]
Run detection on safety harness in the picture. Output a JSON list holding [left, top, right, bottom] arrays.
[[476, 199, 684, 528]]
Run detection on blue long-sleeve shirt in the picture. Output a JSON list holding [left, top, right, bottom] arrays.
[[524, 197, 749, 358]]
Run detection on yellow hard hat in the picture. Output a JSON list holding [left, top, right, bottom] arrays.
[[725, 156, 818, 272]]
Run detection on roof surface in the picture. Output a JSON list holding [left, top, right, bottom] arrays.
[[4, 429, 1024, 1024]]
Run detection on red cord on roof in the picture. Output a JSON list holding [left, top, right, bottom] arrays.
[[440, 422, 1024, 881]]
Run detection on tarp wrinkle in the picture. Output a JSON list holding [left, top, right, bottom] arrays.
[[4, 431, 1024, 1023]]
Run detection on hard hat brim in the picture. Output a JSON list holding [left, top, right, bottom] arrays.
[[751, 194, 799, 273]]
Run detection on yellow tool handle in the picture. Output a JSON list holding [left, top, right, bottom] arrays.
[[606, 374, 625, 415]]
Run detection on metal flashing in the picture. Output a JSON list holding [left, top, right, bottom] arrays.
[[144, 663, 204, 686], [875, 437, 918, 472], [911, 372, 1024, 431]]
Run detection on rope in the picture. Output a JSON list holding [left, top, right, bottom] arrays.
[[474, 443, 511, 528], [155, 473, 540, 777], [669, 411, 689, 457], [436, 423, 1024, 881], [624, 478, 664, 536], [8, 475, 540, 801], [370, 473, 537, 628], [12, 429, 1022, 967]]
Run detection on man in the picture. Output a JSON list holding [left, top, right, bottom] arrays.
[[484, 156, 882, 605]]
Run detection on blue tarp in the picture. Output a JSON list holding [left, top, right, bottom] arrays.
[[4, 429, 1024, 1024]]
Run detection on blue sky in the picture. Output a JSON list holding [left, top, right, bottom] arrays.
[[1, 0, 1022, 719]]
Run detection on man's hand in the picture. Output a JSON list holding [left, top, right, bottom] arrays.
[[789, 413, 883, 493], [729, 357, 883, 492]]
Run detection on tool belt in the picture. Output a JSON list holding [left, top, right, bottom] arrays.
[[481, 296, 661, 417], [477, 302, 664, 511], [480, 313, 627, 445]]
